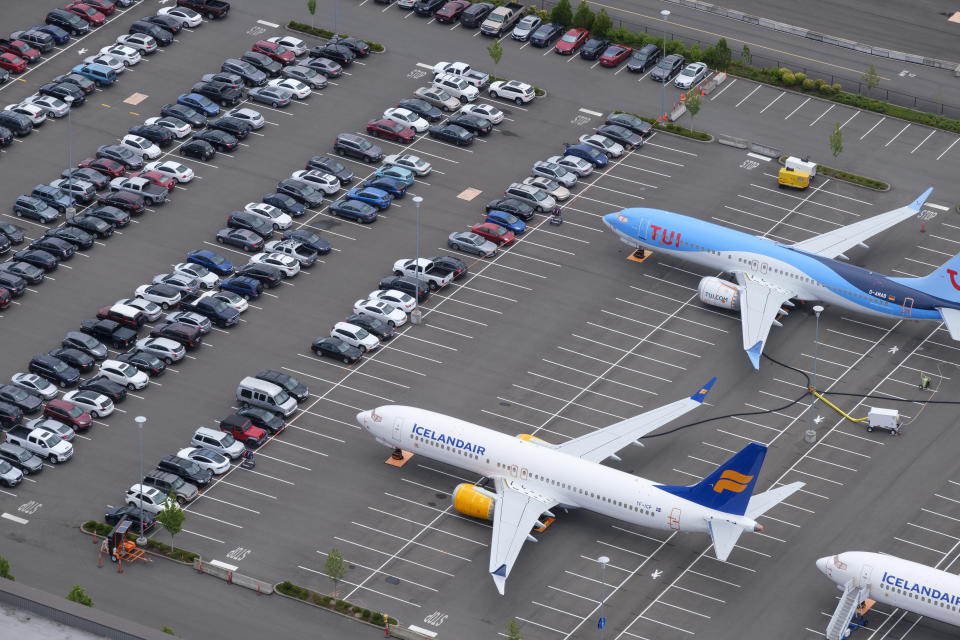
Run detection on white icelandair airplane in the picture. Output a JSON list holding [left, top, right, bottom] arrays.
[[356, 379, 804, 595], [817, 551, 960, 638], [600, 188, 960, 369]]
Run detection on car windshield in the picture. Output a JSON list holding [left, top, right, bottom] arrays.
[[170, 476, 184, 489], [15, 449, 30, 462], [656, 60, 673, 70], [204, 450, 226, 463], [274, 45, 289, 54], [355, 328, 370, 339], [0, 460, 11, 474], [561, 34, 578, 42], [503, 214, 519, 224], [184, 460, 201, 474], [208, 254, 225, 265], [680, 68, 695, 76], [221, 433, 236, 447], [66, 405, 83, 417], [52, 360, 68, 373]]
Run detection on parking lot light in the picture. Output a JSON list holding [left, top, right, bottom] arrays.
[[660, 10, 670, 123], [805, 305, 824, 444], [135, 415, 147, 545], [411, 195, 424, 325], [598, 555, 610, 639], [65, 95, 76, 220]]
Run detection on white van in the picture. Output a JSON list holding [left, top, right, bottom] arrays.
[[236, 376, 298, 417], [191, 427, 245, 459]]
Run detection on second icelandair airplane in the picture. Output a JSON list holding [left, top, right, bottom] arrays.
[[357, 379, 804, 595], [601, 188, 960, 368]]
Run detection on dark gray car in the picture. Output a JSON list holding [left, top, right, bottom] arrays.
[[333, 133, 383, 163]]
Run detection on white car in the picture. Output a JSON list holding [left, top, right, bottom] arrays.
[[98, 360, 149, 390], [522, 176, 570, 201], [382, 154, 431, 177], [203, 290, 247, 313], [331, 322, 380, 352], [268, 78, 311, 99], [99, 44, 141, 66], [144, 117, 192, 139], [173, 263, 220, 289], [135, 284, 182, 309], [225, 107, 264, 130], [120, 135, 161, 159], [177, 447, 230, 474], [674, 62, 709, 89], [135, 337, 185, 363], [158, 6, 203, 28], [116, 33, 157, 55], [353, 299, 407, 327], [396, 0, 416, 7], [488, 80, 535, 105], [432, 73, 479, 103], [23, 94, 70, 118], [125, 484, 175, 515], [10, 373, 58, 401], [115, 297, 163, 322], [290, 170, 340, 195], [263, 239, 317, 266], [383, 107, 429, 133], [62, 390, 114, 418], [546, 154, 593, 177], [4, 103, 45, 126], [243, 202, 292, 229], [83, 54, 124, 74], [144, 160, 194, 183], [266, 35, 307, 57], [164, 311, 211, 334], [578, 133, 624, 158], [368, 289, 416, 313], [457, 102, 504, 124], [249, 252, 300, 277]]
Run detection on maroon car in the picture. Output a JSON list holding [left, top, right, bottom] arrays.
[[252, 40, 296, 65], [97, 191, 146, 215], [554, 28, 588, 55], [434, 0, 471, 23], [0, 53, 27, 73], [64, 3, 106, 26], [0, 40, 40, 64], [366, 118, 415, 143], [150, 322, 203, 349], [44, 398, 92, 431], [79, 157, 126, 178], [0, 288, 10, 310], [82, 0, 116, 15], [599, 44, 632, 67], [470, 222, 515, 245]]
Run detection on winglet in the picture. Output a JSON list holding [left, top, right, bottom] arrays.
[[491, 564, 507, 595], [907, 187, 934, 213], [690, 377, 717, 403], [746, 341, 763, 370]]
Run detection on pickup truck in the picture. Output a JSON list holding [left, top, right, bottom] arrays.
[[480, 2, 524, 36], [178, 292, 240, 328], [176, 0, 230, 19], [191, 81, 243, 107], [432, 61, 490, 89], [392, 258, 453, 290], [80, 319, 138, 349], [109, 177, 167, 206], [5, 425, 73, 463]]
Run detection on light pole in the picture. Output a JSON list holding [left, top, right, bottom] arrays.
[[596, 555, 610, 639], [64, 95, 76, 222], [805, 305, 824, 444], [660, 9, 671, 124], [135, 416, 147, 545], [411, 195, 423, 325]]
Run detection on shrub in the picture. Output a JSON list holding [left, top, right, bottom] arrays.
[[162, 626, 175, 635], [688, 43, 702, 62], [781, 72, 795, 86], [371, 612, 385, 626], [66, 585, 93, 607], [0, 554, 13, 581], [802, 78, 815, 90], [778, 67, 792, 79], [526, 4, 537, 15], [794, 72, 806, 83], [321, 595, 332, 605], [277, 581, 310, 600], [814, 78, 826, 90], [352, 605, 362, 614], [388, 617, 398, 625], [335, 599, 348, 611], [362, 609, 372, 620], [831, 83, 842, 92]]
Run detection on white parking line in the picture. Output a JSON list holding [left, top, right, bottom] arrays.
[[783, 97, 810, 120], [911, 130, 935, 153], [884, 123, 911, 147], [735, 85, 760, 108], [860, 116, 886, 140], [809, 104, 835, 127], [759, 91, 784, 113]]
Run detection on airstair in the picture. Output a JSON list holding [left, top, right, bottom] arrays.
[[825, 578, 868, 639]]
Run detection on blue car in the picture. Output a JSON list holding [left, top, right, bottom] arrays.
[[345, 187, 392, 211], [486, 210, 526, 234], [262, 193, 306, 217], [221, 276, 263, 300], [563, 143, 608, 167], [33, 24, 71, 45], [373, 165, 415, 187], [363, 177, 406, 199], [329, 198, 377, 223], [178, 93, 220, 117], [187, 249, 235, 276]]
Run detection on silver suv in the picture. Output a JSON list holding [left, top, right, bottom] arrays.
[[504, 183, 557, 212]]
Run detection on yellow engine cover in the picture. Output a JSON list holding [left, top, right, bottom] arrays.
[[516, 434, 551, 446], [452, 483, 496, 520]]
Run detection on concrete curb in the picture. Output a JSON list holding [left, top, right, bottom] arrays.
[[271, 586, 394, 633], [661, 0, 960, 70], [193, 558, 274, 594], [284, 23, 387, 54]]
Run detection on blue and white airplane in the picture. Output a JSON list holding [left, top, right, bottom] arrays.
[[602, 188, 960, 368], [357, 379, 804, 594]]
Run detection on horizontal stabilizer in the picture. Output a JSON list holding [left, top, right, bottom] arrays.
[[940, 308, 960, 340], [745, 482, 805, 520], [708, 519, 743, 562]]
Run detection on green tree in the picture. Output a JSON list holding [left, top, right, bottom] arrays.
[[505, 619, 523, 640], [549, 0, 573, 27], [306, 0, 316, 27], [0, 554, 13, 581], [829, 121, 844, 159], [740, 44, 752, 65], [571, 1, 594, 30], [591, 8, 612, 38], [66, 585, 93, 607], [688, 43, 702, 62], [861, 64, 880, 91], [155, 492, 185, 555], [487, 38, 503, 65], [324, 548, 347, 595], [713, 37, 732, 70], [685, 94, 701, 120]]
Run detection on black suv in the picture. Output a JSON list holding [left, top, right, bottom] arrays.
[[227, 211, 274, 238], [378, 275, 430, 303], [191, 81, 242, 107], [333, 133, 382, 163], [460, 2, 494, 27], [0, 112, 33, 137], [158, 454, 213, 486], [128, 124, 174, 147], [221, 58, 268, 86], [79, 319, 137, 349], [29, 354, 80, 388], [45, 9, 91, 36], [627, 44, 661, 73], [305, 155, 354, 184], [142, 470, 198, 504], [104, 504, 154, 532], [256, 369, 309, 402], [39, 81, 86, 105], [485, 197, 535, 221], [240, 51, 282, 77], [0, 401, 22, 430]]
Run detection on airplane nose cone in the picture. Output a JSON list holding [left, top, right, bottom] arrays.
[[602, 212, 617, 230], [815, 556, 829, 575], [356, 411, 368, 427]]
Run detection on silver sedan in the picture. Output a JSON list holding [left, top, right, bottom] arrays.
[[448, 231, 498, 257]]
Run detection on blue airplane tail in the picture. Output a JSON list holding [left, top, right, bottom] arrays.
[[658, 443, 766, 516], [890, 251, 960, 303]]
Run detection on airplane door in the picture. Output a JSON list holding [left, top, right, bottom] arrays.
[[637, 218, 648, 241], [901, 297, 914, 317], [859, 564, 873, 588], [668, 508, 681, 530], [393, 419, 403, 444]]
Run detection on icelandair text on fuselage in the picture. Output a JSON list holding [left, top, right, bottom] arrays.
[[412, 424, 486, 456], [883, 572, 960, 604]]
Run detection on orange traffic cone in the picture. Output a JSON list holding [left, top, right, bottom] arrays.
[[680, 93, 686, 102]]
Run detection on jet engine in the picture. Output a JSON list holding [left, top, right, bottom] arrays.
[[698, 276, 741, 310], [452, 483, 496, 520], [516, 434, 552, 447]]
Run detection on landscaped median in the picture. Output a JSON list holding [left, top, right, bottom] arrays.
[[288, 20, 384, 53], [275, 580, 397, 628], [778, 156, 889, 191], [613, 110, 712, 142], [81, 521, 199, 563]]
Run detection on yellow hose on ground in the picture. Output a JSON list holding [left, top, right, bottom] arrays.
[[813, 390, 868, 423]]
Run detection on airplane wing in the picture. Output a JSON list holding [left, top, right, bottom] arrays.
[[489, 477, 558, 595], [789, 188, 932, 260], [735, 272, 798, 369], [554, 379, 715, 463]]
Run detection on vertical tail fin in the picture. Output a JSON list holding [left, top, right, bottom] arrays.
[[657, 443, 766, 515], [890, 251, 960, 303]]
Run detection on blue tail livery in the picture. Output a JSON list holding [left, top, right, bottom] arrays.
[[657, 443, 766, 515]]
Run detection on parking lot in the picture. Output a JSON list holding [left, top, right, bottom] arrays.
[[2, 1, 960, 638]]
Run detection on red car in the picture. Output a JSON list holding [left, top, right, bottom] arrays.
[[0, 53, 27, 73], [44, 399, 92, 432], [434, 0, 471, 23], [554, 28, 589, 55], [150, 322, 202, 349], [470, 222, 515, 245], [599, 44, 632, 67], [252, 40, 296, 66], [0, 40, 40, 64], [129, 170, 176, 191], [64, 3, 106, 26], [82, 0, 116, 15], [366, 118, 415, 143], [0, 288, 10, 310], [79, 157, 126, 177]]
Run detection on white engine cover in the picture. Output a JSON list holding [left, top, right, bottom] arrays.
[[698, 276, 741, 310]]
